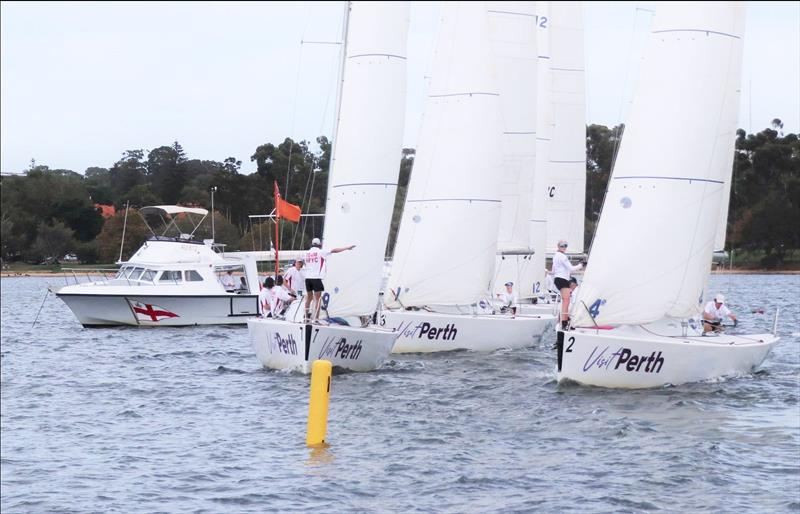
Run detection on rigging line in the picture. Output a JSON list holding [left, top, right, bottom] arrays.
[[281, 5, 314, 253]]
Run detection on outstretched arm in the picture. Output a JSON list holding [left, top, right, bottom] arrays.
[[331, 245, 356, 253]]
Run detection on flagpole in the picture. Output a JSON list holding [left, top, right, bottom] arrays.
[[274, 181, 280, 276]]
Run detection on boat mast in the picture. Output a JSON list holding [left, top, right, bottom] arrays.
[[324, 0, 351, 209], [118, 200, 130, 263]]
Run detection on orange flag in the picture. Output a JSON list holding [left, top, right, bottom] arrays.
[[274, 181, 301, 222]]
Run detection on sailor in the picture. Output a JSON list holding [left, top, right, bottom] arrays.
[[567, 277, 580, 317], [258, 276, 275, 317], [702, 293, 738, 333], [551, 240, 583, 329], [283, 259, 305, 296], [496, 281, 518, 316], [304, 237, 356, 322], [273, 275, 297, 318], [220, 270, 237, 293]]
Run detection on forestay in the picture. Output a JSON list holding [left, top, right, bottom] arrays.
[[545, 1, 586, 254], [572, 1, 746, 327], [385, 1, 503, 308], [322, 1, 410, 317], [487, 1, 546, 298]]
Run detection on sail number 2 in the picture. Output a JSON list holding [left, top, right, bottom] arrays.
[[566, 336, 575, 353]]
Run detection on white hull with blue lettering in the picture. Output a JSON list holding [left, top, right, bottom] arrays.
[[380, 310, 556, 354], [556, 324, 779, 389], [247, 318, 399, 374]]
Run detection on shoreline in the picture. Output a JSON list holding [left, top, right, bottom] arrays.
[[3, 270, 799, 278]]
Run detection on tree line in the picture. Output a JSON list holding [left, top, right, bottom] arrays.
[[1, 121, 797, 267]]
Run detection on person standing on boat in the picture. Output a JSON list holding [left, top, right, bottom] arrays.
[[283, 259, 305, 296], [551, 240, 583, 329], [304, 237, 356, 321], [702, 294, 738, 333], [258, 276, 275, 317], [220, 270, 237, 293], [497, 281, 518, 316]]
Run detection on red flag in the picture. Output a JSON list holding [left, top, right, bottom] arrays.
[[274, 182, 301, 222]]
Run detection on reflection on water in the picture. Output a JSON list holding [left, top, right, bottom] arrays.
[[1, 275, 798, 513]]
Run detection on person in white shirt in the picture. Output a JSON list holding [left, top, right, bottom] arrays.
[[258, 276, 275, 317], [220, 270, 237, 293], [304, 237, 356, 321], [283, 259, 305, 296], [496, 281, 518, 316], [567, 277, 580, 317], [550, 239, 583, 329], [273, 275, 297, 318], [702, 293, 737, 333]]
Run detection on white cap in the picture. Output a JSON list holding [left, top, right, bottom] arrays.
[[311, 237, 321, 246], [558, 240, 568, 248], [714, 293, 725, 303]]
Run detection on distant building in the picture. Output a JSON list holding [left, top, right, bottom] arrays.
[[95, 204, 116, 218]]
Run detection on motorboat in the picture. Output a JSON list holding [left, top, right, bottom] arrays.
[[56, 205, 261, 327]]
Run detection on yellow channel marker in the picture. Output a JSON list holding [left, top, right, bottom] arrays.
[[306, 359, 332, 447]]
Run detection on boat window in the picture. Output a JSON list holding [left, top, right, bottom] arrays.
[[140, 269, 156, 282], [185, 270, 204, 282], [128, 267, 145, 280], [159, 270, 183, 282], [115, 266, 130, 279], [215, 265, 248, 293]]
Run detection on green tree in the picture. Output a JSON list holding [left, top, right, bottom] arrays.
[[147, 142, 187, 204], [30, 221, 76, 263], [95, 210, 149, 263]]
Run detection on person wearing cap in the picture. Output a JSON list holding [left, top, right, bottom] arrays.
[[551, 239, 583, 329], [496, 281, 518, 316], [283, 259, 305, 296], [303, 237, 356, 321], [702, 294, 738, 333]]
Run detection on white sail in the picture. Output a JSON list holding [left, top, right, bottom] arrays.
[[487, 1, 543, 298], [385, 1, 503, 308], [322, 1, 410, 317], [545, 1, 586, 254], [572, 1, 746, 327]]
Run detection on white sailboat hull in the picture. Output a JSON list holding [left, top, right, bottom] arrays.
[[556, 325, 780, 389], [56, 292, 259, 327], [247, 318, 398, 373], [381, 310, 555, 353]]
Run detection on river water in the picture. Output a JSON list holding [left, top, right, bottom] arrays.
[[2, 275, 799, 512]]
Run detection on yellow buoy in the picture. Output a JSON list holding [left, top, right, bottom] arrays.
[[306, 359, 332, 447]]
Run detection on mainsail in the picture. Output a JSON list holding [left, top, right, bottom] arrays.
[[487, 1, 543, 298], [322, 1, 410, 317], [545, 1, 586, 254], [385, 1, 503, 308], [572, 1, 746, 327]]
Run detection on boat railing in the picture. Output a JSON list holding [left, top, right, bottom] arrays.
[[61, 268, 124, 286]]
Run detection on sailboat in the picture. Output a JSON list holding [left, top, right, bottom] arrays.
[[543, 1, 587, 257], [497, 0, 587, 314], [555, 1, 779, 389], [246, 0, 409, 373], [490, 0, 546, 305], [381, 1, 555, 354]]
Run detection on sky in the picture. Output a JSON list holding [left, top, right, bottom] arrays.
[[2, 1, 798, 175]]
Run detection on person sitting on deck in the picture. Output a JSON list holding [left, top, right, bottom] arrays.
[[702, 293, 738, 333], [258, 277, 275, 317], [496, 281, 518, 316]]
